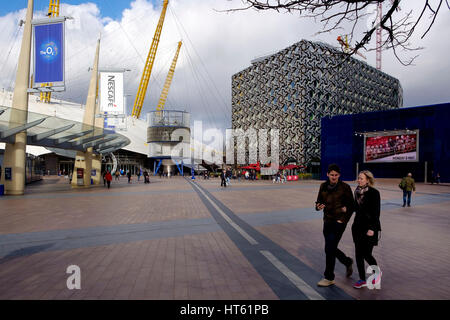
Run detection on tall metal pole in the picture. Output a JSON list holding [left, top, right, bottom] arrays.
[[424, 161, 428, 183], [356, 162, 359, 181], [72, 38, 101, 188], [1, 0, 34, 195]]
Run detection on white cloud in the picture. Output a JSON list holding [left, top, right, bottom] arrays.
[[0, 0, 449, 130]]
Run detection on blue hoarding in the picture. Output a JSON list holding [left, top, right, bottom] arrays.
[[34, 22, 64, 84]]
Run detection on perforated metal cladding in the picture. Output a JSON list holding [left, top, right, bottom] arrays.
[[231, 40, 402, 165]]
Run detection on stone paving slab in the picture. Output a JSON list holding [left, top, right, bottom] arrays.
[[0, 176, 449, 300], [0, 180, 209, 234], [0, 233, 278, 300]]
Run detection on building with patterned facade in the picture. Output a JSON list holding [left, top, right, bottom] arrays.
[[231, 39, 403, 167]]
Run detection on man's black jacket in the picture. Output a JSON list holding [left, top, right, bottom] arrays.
[[315, 180, 355, 224]]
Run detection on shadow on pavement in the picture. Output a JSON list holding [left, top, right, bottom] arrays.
[[0, 243, 54, 265]]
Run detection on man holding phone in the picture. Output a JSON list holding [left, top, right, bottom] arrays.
[[315, 164, 355, 287]]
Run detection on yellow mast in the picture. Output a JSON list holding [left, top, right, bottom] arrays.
[[131, 0, 169, 119], [156, 41, 182, 112], [40, 0, 60, 103], [49, 0, 60, 16]]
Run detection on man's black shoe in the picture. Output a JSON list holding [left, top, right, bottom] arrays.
[[402, 204, 406, 207]]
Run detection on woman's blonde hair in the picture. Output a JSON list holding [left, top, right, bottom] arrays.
[[359, 170, 375, 186]]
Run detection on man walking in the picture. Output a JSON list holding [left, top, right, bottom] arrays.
[[220, 169, 227, 188], [143, 170, 150, 184], [105, 171, 112, 189], [400, 173, 416, 207], [315, 164, 355, 287], [137, 168, 142, 182], [226, 167, 232, 186]]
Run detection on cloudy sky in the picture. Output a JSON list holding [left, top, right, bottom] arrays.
[[0, 0, 449, 131]]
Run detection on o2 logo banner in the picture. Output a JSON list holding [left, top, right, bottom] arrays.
[[34, 22, 64, 83]]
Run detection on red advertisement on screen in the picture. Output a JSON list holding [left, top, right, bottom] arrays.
[[364, 132, 418, 163]]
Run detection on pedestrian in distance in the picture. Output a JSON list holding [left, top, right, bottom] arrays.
[[220, 169, 227, 188], [102, 171, 107, 187], [115, 170, 120, 181], [399, 173, 415, 207], [143, 170, 150, 184], [226, 168, 232, 186], [275, 171, 281, 183], [127, 171, 132, 184], [435, 172, 441, 184], [352, 170, 382, 289], [315, 164, 355, 287], [105, 171, 112, 189]]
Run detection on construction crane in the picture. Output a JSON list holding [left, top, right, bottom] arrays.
[[156, 41, 182, 112], [337, 35, 367, 59], [40, 0, 60, 103], [375, 1, 400, 70], [131, 0, 169, 119], [376, 2, 382, 70]]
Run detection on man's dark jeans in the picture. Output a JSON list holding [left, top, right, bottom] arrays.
[[323, 221, 352, 281], [403, 190, 412, 206]]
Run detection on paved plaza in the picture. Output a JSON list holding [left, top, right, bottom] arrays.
[[0, 175, 449, 300]]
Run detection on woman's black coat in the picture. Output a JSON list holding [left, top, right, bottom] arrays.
[[352, 186, 382, 246]]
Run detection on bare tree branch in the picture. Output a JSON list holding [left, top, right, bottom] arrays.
[[222, 0, 449, 66]]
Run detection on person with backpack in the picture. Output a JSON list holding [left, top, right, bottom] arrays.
[[399, 173, 416, 207]]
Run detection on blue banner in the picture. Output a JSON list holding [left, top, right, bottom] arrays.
[[34, 22, 64, 83]]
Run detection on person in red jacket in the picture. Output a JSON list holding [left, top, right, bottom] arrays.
[[105, 171, 113, 189]]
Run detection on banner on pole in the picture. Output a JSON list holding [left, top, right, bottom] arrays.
[[100, 72, 124, 114], [33, 20, 65, 85]]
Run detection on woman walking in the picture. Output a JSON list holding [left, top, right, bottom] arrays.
[[352, 170, 382, 289]]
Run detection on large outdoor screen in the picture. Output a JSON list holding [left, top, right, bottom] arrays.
[[364, 131, 419, 163]]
